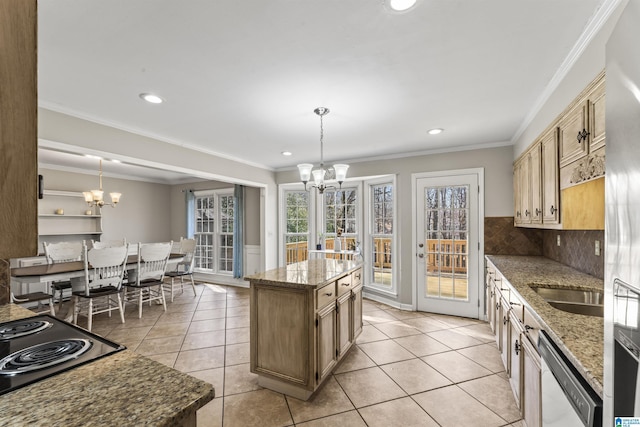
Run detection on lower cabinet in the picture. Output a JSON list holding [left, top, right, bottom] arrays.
[[336, 292, 352, 359], [317, 301, 338, 382], [486, 259, 542, 427], [522, 335, 542, 427]]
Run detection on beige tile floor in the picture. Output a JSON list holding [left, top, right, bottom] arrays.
[[69, 282, 523, 427]]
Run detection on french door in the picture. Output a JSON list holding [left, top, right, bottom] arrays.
[[415, 170, 482, 318]]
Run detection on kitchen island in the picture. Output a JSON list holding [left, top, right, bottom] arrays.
[[245, 258, 363, 400], [0, 304, 215, 427]]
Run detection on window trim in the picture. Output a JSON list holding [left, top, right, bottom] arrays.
[[364, 175, 398, 296], [192, 188, 234, 275]]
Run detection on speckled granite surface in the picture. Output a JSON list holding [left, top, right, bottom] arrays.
[[0, 304, 215, 427], [486, 255, 604, 396], [245, 258, 362, 289]]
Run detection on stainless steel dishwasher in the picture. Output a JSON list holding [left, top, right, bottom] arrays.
[[539, 330, 603, 427]]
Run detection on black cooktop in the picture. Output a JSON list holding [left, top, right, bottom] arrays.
[[0, 315, 125, 396]]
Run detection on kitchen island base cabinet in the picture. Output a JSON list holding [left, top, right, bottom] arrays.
[[247, 260, 363, 401]]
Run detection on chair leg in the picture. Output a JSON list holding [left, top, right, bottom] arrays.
[[116, 294, 125, 324], [170, 277, 175, 302], [58, 287, 64, 312], [189, 274, 196, 296], [159, 284, 167, 312], [49, 295, 56, 316], [87, 299, 93, 332], [72, 296, 79, 325], [138, 289, 143, 319]]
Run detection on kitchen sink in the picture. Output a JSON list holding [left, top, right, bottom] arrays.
[[530, 286, 604, 317]]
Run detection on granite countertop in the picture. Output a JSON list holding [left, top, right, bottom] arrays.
[[0, 305, 215, 427], [245, 258, 362, 289], [486, 255, 604, 396]]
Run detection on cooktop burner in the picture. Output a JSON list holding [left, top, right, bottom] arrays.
[[0, 319, 53, 340], [0, 315, 125, 395], [0, 338, 92, 375]]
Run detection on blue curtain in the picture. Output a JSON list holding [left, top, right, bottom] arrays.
[[185, 190, 195, 239], [233, 185, 244, 278]]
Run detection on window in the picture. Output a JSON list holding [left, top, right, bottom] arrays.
[[193, 190, 234, 274], [284, 190, 310, 264], [370, 183, 394, 289], [324, 188, 357, 251]]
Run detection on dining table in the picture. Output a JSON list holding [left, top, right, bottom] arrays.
[[10, 253, 185, 285]]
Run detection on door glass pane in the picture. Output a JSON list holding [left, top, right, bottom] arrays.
[[424, 185, 469, 301]]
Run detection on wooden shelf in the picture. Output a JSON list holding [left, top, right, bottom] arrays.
[[39, 214, 101, 218]]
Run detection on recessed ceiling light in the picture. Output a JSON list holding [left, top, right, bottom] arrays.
[[110, 159, 122, 163], [139, 93, 164, 104], [281, 151, 292, 156], [85, 154, 102, 159], [428, 128, 444, 135], [387, 0, 417, 12]]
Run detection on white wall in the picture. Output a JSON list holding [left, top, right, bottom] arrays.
[[276, 144, 514, 305], [39, 168, 172, 243]]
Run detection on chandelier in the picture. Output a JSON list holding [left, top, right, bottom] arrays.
[[83, 158, 122, 208], [297, 107, 349, 194]]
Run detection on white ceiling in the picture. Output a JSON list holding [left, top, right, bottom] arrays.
[[37, 0, 611, 182]]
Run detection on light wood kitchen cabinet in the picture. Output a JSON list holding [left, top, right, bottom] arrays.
[[317, 298, 338, 382], [558, 98, 589, 167], [522, 335, 542, 427], [0, 0, 38, 260], [247, 261, 363, 400], [541, 129, 560, 224], [515, 71, 604, 229], [529, 144, 542, 224], [485, 258, 542, 425]]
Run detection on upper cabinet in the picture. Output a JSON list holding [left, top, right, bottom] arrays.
[[0, 0, 38, 259], [514, 71, 604, 230]]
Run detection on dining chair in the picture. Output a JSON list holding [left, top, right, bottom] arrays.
[[10, 290, 56, 315], [43, 240, 84, 313], [123, 242, 172, 318], [91, 238, 126, 249], [163, 237, 197, 302], [71, 242, 129, 332]]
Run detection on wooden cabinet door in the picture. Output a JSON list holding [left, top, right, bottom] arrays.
[[558, 100, 588, 167], [0, 0, 38, 259], [336, 293, 351, 358], [588, 77, 606, 152], [528, 144, 542, 225], [500, 296, 510, 372], [520, 155, 531, 224], [317, 303, 337, 383], [541, 129, 560, 224], [513, 161, 522, 225], [351, 284, 363, 340], [522, 337, 542, 427], [508, 312, 523, 409]]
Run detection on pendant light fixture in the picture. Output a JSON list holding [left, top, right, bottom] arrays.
[[83, 158, 122, 208], [297, 107, 349, 194]]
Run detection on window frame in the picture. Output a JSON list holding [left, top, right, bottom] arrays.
[[192, 188, 234, 275], [364, 176, 397, 296]]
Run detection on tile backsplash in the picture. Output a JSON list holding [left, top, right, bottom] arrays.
[[484, 217, 542, 256], [542, 229, 604, 279], [484, 217, 604, 279]]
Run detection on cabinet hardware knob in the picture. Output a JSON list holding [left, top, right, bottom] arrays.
[[514, 340, 521, 356], [516, 211, 521, 218], [535, 208, 541, 216], [525, 209, 530, 217], [550, 205, 557, 215], [503, 316, 508, 325], [418, 243, 424, 248], [418, 253, 424, 258], [576, 128, 590, 143], [324, 293, 333, 297], [525, 324, 535, 332], [496, 303, 500, 310], [341, 283, 350, 287]]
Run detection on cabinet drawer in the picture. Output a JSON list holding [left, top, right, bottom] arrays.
[[351, 268, 362, 287], [317, 282, 337, 309], [337, 275, 352, 297], [523, 307, 543, 347]]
